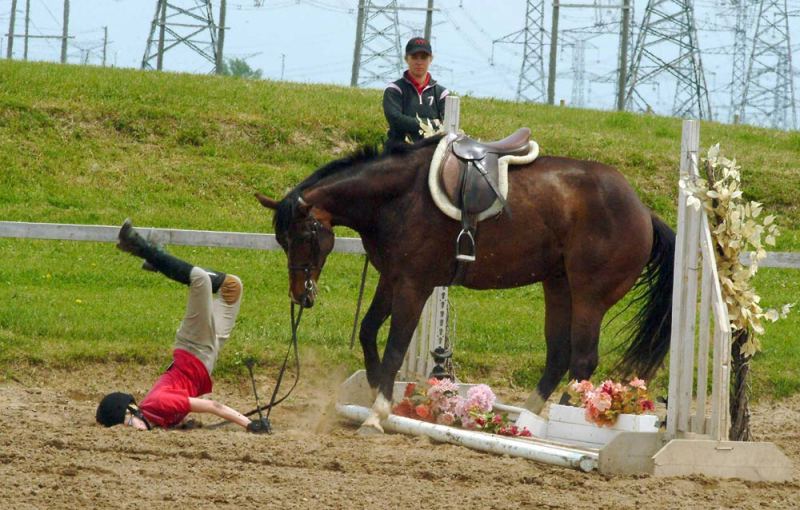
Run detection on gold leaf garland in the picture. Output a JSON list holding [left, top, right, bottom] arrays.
[[679, 144, 793, 357]]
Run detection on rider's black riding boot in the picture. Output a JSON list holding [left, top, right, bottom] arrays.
[[117, 219, 226, 291]]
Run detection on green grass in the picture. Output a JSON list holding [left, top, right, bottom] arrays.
[[1, 60, 799, 400]]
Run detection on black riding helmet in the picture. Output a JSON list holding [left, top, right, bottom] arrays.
[[96, 392, 151, 429]]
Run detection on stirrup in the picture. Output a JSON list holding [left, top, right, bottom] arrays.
[[455, 228, 476, 262]]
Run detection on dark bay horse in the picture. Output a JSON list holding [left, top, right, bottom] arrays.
[[256, 134, 674, 433]]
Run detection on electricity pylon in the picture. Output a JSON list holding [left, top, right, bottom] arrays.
[[571, 39, 586, 107], [493, 0, 547, 103], [142, 0, 223, 74], [625, 0, 712, 119], [727, 0, 759, 123], [739, 0, 796, 130], [350, 0, 403, 87]]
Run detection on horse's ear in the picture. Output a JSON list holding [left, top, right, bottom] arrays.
[[255, 192, 279, 210], [296, 196, 312, 215]]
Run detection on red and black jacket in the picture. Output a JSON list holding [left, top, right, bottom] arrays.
[[383, 71, 449, 145]]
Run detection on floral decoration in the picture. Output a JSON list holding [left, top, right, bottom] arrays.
[[679, 144, 793, 357], [568, 378, 655, 427], [391, 378, 532, 437]]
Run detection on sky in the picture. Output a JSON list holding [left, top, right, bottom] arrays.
[[1, 0, 798, 127]]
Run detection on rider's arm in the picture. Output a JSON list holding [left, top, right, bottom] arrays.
[[383, 86, 424, 136], [188, 397, 249, 428]]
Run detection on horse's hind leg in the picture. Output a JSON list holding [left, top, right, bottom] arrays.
[[566, 298, 606, 389], [525, 276, 572, 414]]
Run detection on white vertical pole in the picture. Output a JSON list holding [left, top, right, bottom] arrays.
[[678, 128, 701, 433], [444, 96, 460, 134], [666, 119, 700, 439], [400, 96, 459, 381], [693, 250, 712, 433]]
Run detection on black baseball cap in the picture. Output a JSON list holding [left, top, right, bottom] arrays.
[[405, 37, 432, 56]]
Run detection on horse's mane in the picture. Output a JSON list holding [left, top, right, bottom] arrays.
[[274, 134, 445, 236]]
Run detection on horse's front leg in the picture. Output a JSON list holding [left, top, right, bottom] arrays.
[[359, 274, 393, 390], [359, 281, 431, 434]]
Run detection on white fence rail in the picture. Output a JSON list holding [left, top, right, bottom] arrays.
[[0, 221, 365, 253], [3, 219, 795, 268]]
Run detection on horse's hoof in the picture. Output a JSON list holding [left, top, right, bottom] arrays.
[[523, 392, 546, 415], [357, 423, 384, 436]]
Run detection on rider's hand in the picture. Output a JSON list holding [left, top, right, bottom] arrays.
[[246, 417, 271, 434]]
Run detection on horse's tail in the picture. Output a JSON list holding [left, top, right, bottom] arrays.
[[618, 213, 675, 380]]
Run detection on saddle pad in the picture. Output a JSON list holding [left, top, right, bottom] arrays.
[[428, 134, 540, 221]]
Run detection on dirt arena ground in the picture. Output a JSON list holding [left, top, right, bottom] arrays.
[[1, 364, 798, 510]]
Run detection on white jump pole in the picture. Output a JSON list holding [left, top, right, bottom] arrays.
[[399, 96, 460, 381], [336, 403, 597, 472]]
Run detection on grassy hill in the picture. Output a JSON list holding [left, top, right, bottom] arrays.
[[1, 60, 798, 400]]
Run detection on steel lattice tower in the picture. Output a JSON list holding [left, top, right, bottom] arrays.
[[571, 39, 586, 107], [350, 1, 403, 88], [625, 0, 712, 119], [728, 0, 759, 122], [493, 0, 546, 103], [740, 0, 796, 130], [142, 1, 219, 72]]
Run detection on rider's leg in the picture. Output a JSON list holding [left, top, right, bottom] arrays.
[[116, 218, 226, 291]]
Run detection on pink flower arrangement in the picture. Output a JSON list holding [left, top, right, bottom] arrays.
[[426, 377, 461, 423], [568, 377, 655, 427], [391, 379, 532, 437]]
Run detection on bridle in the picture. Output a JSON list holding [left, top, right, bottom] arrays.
[[208, 200, 331, 430], [286, 205, 331, 303]]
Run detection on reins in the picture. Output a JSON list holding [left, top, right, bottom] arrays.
[[206, 219, 326, 430], [206, 299, 304, 430], [253, 300, 303, 420], [241, 224, 320, 419], [208, 203, 366, 431]]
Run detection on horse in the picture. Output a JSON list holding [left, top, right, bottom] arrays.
[[256, 133, 675, 434]]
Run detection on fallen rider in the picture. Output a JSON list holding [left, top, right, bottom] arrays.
[[95, 219, 270, 434]]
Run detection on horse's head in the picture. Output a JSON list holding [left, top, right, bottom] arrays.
[[256, 192, 335, 308]]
